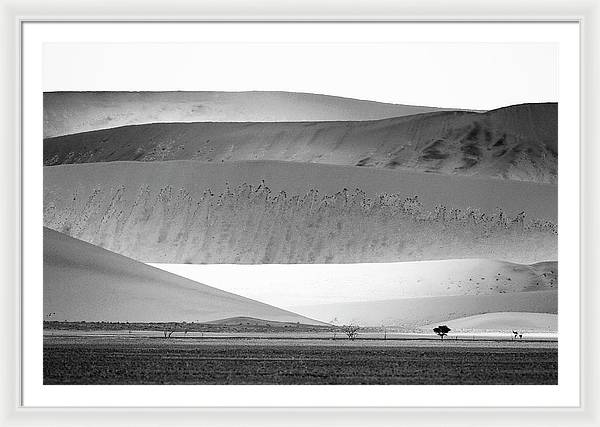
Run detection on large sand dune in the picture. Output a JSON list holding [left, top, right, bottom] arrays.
[[44, 103, 557, 183], [44, 91, 455, 138], [150, 259, 557, 308], [421, 312, 557, 332], [151, 259, 558, 329], [44, 160, 557, 264], [291, 291, 557, 327], [43, 160, 557, 220], [43, 227, 324, 324]]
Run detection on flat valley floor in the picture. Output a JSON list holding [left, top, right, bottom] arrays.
[[44, 332, 558, 385]]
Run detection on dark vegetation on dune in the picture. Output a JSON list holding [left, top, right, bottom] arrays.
[[44, 181, 557, 264], [43, 103, 558, 184]]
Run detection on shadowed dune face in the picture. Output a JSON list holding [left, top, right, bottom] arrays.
[[44, 161, 557, 265], [43, 91, 455, 138], [44, 103, 557, 184], [291, 291, 557, 328], [43, 227, 325, 324]]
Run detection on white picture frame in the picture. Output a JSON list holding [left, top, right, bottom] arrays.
[[1, 0, 599, 426]]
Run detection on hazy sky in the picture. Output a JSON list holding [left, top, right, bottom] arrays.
[[44, 42, 557, 110]]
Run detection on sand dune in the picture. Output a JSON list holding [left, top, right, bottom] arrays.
[[151, 259, 558, 330], [204, 317, 320, 327], [44, 160, 557, 264], [43, 227, 324, 324], [43, 160, 557, 220], [44, 103, 557, 183], [421, 312, 557, 332], [150, 259, 557, 308], [291, 291, 558, 327], [44, 91, 455, 138]]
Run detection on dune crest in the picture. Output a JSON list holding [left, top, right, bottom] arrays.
[[44, 91, 455, 138], [44, 102, 557, 184]]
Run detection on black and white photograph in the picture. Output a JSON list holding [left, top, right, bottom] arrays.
[[38, 25, 564, 388]]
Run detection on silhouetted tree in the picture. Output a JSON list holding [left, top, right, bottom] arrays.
[[433, 325, 451, 340], [342, 324, 360, 340]]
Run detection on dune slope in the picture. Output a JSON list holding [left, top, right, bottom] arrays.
[[43, 227, 324, 324], [43, 91, 455, 138], [44, 161, 557, 264], [150, 259, 557, 308], [421, 312, 557, 332], [44, 103, 557, 183], [291, 291, 558, 327]]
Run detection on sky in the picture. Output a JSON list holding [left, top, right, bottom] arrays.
[[43, 41, 558, 111]]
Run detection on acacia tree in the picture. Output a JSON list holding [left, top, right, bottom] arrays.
[[342, 324, 360, 340], [433, 325, 451, 340]]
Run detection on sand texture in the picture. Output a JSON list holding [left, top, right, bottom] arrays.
[[44, 161, 557, 264], [44, 103, 557, 183]]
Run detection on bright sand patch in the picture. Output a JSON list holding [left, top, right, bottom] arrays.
[[149, 261, 557, 327], [150, 259, 556, 308], [421, 312, 557, 332]]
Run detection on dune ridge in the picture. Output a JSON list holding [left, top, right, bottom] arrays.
[[43, 91, 458, 138], [44, 103, 557, 184]]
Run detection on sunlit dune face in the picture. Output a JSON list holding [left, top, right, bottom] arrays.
[[149, 258, 556, 308]]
